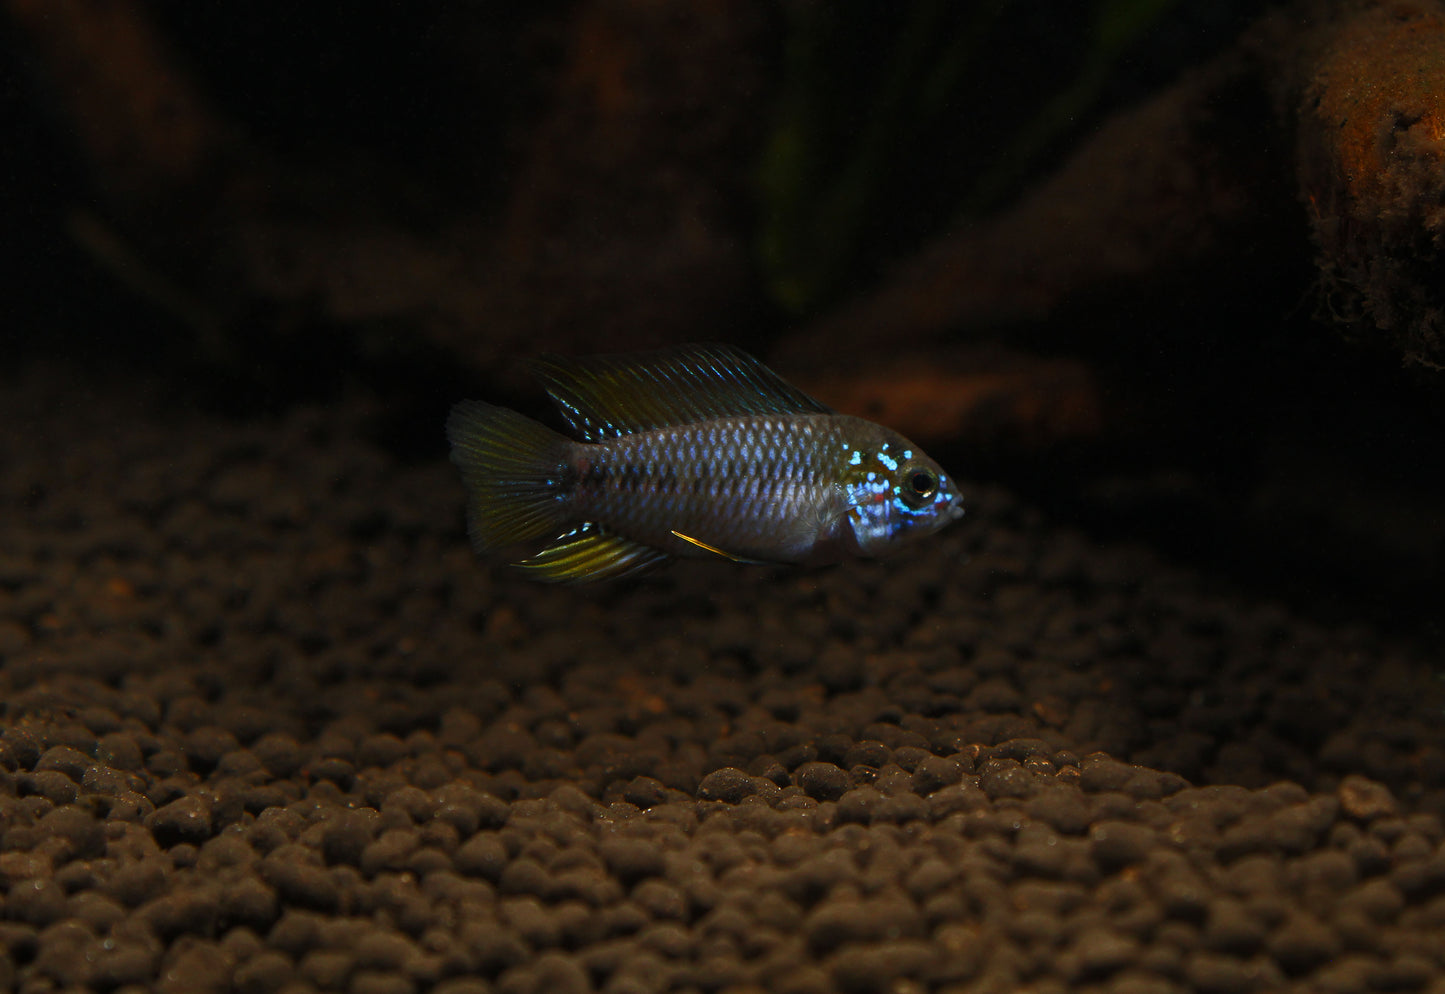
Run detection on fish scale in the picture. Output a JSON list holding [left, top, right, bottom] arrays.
[[569, 416, 845, 562], [446, 343, 964, 583]]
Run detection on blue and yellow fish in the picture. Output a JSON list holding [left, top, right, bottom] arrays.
[[446, 343, 964, 582]]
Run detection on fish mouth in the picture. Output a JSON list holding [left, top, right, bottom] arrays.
[[945, 496, 966, 521]]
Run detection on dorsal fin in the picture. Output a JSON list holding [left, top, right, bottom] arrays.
[[528, 343, 831, 441]]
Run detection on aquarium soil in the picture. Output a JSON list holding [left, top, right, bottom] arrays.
[[3, 365, 1445, 994]]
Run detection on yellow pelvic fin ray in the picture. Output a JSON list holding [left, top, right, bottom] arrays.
[[670, 530, 766, 564]]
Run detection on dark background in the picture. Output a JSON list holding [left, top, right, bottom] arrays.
[[2, 1, 1442, 636]]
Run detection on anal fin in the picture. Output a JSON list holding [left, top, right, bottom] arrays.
[[515, 524, 670, 583]]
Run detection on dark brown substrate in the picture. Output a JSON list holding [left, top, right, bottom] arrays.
[[2, 365, 1444, 994]]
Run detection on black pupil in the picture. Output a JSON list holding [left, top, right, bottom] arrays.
[[909, 471, 935, 498]]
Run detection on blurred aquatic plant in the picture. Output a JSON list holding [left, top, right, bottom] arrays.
[[755, 0, 1183, 315]]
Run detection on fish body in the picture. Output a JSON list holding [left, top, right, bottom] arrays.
[[446, 344, 963, 582]]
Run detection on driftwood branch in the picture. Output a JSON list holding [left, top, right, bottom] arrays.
[[1269, 0, 1445, 367]]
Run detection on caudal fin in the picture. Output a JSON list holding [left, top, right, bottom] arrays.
[[445, 400, 573, 555]]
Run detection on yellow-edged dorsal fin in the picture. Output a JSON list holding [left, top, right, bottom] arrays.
[[527, 343, 831, 441]]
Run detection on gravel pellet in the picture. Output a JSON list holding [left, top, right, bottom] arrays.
[[3, 367, 1445, 993]]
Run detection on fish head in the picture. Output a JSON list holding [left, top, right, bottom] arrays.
[[834, 421, 965, 557]]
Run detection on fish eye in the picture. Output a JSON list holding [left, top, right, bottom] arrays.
[[901, 467, 938, 508]]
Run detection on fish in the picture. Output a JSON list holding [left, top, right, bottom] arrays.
[[445, 343, 964, 582]]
